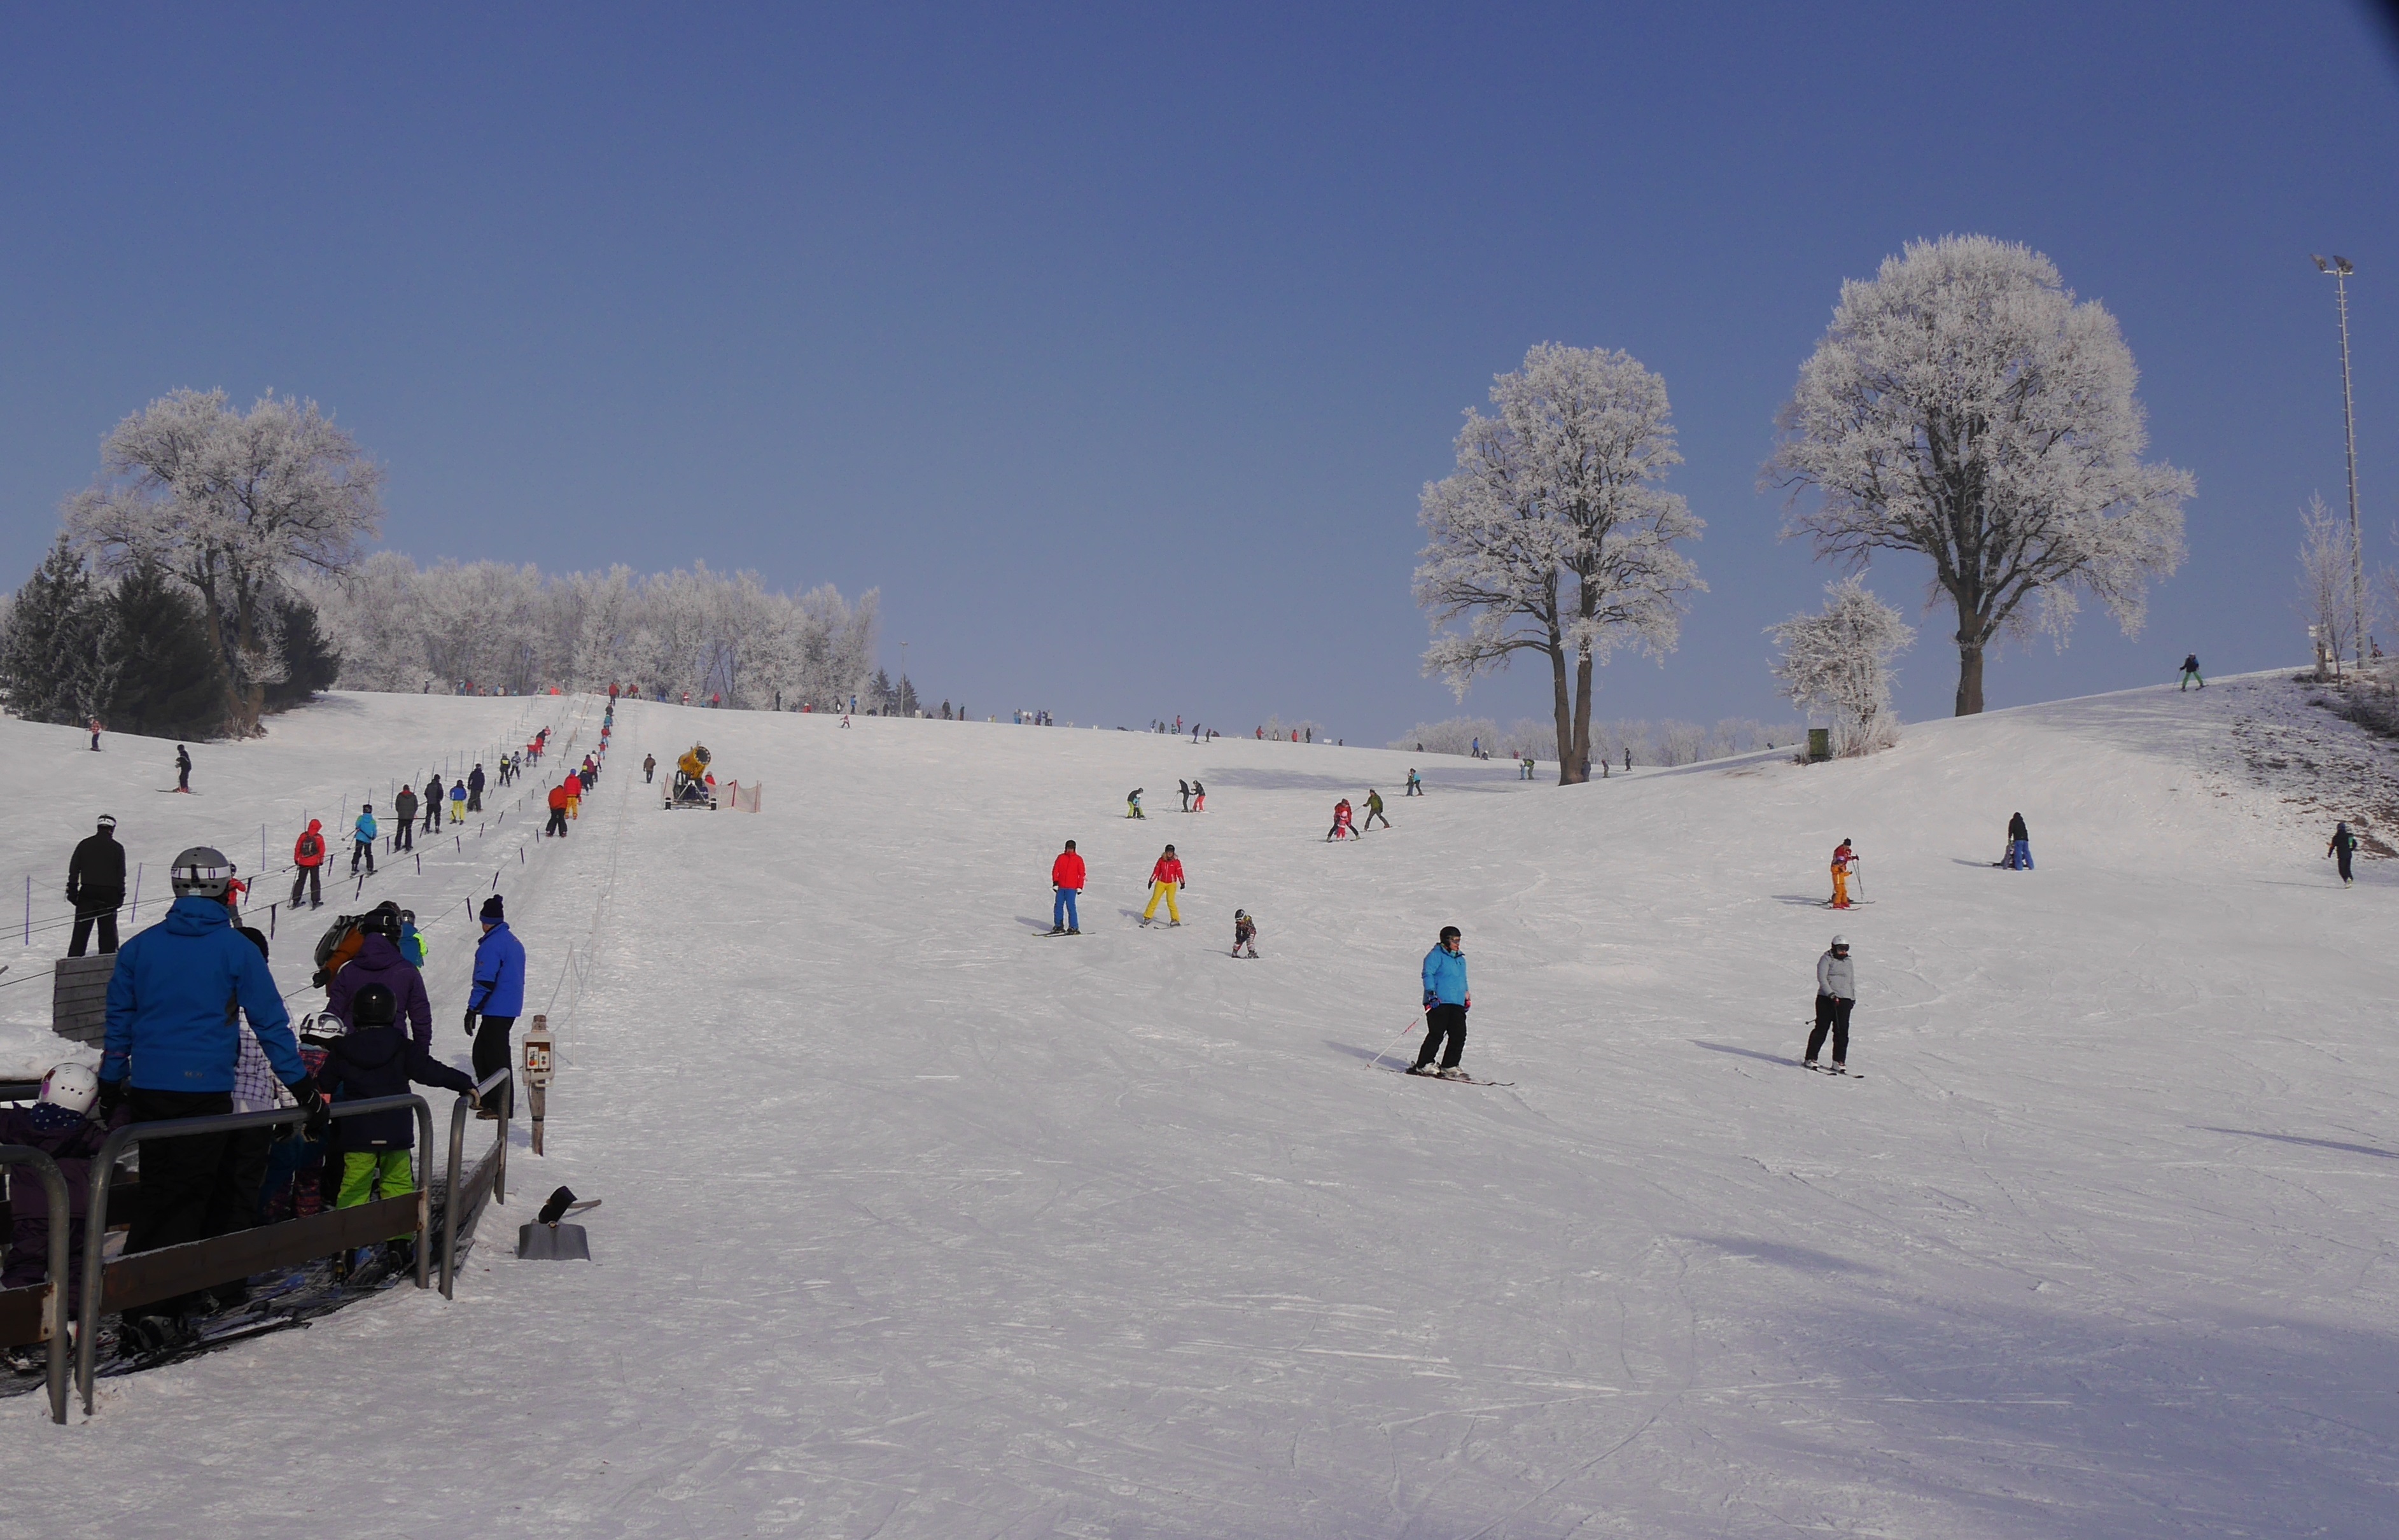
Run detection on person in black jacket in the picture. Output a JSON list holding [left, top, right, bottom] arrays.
[[321, 983, 477, 1271], [422, 774, 443, 834], [2004, 811, 2032, 871], [173, 744, 192, 792], [466, 763, 486, 812], [391, 784, 417, 851], [66, 815, 125, 955]]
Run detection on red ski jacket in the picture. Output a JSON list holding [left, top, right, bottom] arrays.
[[547, 785, 569, 810], [1149, 856, 1184, 886], [1051, 851, 1086, 890], [293, 823, 325, 867]]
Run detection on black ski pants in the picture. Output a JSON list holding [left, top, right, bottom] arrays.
[[423, 802, 439, 834], [124, 1088, 241, 1318], [351, 838, 375, 875], [467, 787, 482, 811], [394, 820, 414, 852], [2336, 846, 2354, 882], [545, 806, 568, 837], [291, 865, 322, 908], [1807, 994, 1853, 1065], [1416, 1004, 1467, 1070], [473, 1015, 516, 1120], [69, 901, 120, 956]]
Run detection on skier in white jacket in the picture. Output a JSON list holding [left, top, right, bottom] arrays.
[[1805, 935, 1855, 1073]]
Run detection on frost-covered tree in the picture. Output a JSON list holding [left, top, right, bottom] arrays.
[[1416, 344, 1705, 784], [66, 389, 384, 734], [2297, 495, 2372, 678], [1770, 576, 1917, 756], [1765, 236, 2192, 716], [1386, 716, 1498, 755]]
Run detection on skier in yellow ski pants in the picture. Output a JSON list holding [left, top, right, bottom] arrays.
[[1142, 845, 1185, 925]]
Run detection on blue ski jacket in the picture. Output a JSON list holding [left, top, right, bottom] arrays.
[[354, 812, 378, 842], [467, 921, 526, 1018], [102, 896, 304, 1091], [1422, 943, 1468, 1008]]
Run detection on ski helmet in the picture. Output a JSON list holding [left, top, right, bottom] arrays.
[[1829, 935, 1849, 949], [169, 846, 235, 899], [39, 1061, 99, 1116], [352, 983, 399, 1027], [1439, 925, 1461, 943]]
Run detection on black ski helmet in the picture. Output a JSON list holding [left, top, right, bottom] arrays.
[[352, 983, 398, 1027]]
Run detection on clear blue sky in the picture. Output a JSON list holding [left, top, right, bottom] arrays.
[[4, 3, 2395, 739]]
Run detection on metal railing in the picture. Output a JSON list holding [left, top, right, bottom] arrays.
[[440, 1068, 511, 1299], [0, 1147, 69, 1422], [77, 1094, 436, 1415]]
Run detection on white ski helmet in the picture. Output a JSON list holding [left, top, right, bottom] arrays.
[[169, 846, 236, 899], [1829, 935, 1849, 949], [39, 1062, 99, 1116]]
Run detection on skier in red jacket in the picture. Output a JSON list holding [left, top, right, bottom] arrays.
[[290, 820, 327, 909], [1047, 841, 1086, 934], [1325, 798, 1355, 841], [1141, 846, 1185, 927]]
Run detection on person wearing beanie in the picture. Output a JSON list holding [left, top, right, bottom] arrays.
[[1807, 935, 1857, 1074], [391, 783, 418, 851], [351, 803, 379, 875], [1411, 925, 1471, 1077], [66, 814, 125, 956], [321, 982, 476, 1277], [464, 894, 525, 1119]]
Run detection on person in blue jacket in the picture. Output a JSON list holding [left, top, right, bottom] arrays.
[[464, 893, 526, 1119], [98, 846, 327, 1333], [351, 802, 378, 875], [1410, 925, 1471, 1077]]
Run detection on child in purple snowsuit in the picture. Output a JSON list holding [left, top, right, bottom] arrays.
[[1, 1070, 120, 1310]]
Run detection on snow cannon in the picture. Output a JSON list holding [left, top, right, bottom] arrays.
[[666, 744, 717, 809]]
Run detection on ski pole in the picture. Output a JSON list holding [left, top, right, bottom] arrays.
[[1367, 1011, 1425, 1072]]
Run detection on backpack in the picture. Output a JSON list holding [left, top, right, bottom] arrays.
[[310, 913, 369, 988]]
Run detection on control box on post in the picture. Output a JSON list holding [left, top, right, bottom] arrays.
[[522, 1014, 553, 1156]]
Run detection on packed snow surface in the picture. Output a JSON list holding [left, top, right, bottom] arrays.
[[1, 675, 2393, 1538]]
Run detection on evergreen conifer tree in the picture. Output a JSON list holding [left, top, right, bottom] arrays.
[[0, 536, 107, 724], [263, 595, 341, 711], [99, 562, 228, 738]]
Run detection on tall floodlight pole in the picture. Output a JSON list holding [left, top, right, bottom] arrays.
[[2313, 255, 2365, 665]]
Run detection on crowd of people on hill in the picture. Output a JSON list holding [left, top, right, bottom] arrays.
[[0, 697, 634, 1360]]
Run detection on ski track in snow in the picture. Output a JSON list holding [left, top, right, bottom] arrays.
[[0, 673, 2394, 1537]]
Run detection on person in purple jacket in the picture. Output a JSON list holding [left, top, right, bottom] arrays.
[[0, 1064, 120, 1317], [324, 904, 434, 1049], [320, 984, 477, 1277]]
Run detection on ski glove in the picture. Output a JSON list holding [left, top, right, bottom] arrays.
[[287, 1076, 332, 1144], [95, 1077, 124, 1119], [463, 1009, 480, 1039], [1423, 991, 1438, 1011]]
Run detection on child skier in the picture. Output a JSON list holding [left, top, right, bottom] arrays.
[[1190, 778, 1206, 811], [351, 804, 378, 875], [2328, 821, 2358, 886], [1141, 844, 1184, 926], [1326, 798, 1354, 841], [1126, 788, 1145, 820], [449, 780, 468, 824], [1829, 839, 1857, 909], [0, 1063, 114, 1316], [1404, 769, 1422, 797], [2180, 653, 2204, 690], [321, 983, 478, 1277], [1231, 909, 1257, 958]]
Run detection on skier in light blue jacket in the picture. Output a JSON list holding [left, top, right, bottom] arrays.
[[351, 804, 378, 875], [1410, 925, 1471, 1077]]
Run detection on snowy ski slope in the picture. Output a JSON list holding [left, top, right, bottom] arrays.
[[1, 673, 2394, 1539]]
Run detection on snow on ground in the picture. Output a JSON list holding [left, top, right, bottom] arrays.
[[1, 674, 2395, 1539]]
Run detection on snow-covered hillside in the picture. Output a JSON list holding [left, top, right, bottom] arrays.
[[3, 673, 2394, 1539]]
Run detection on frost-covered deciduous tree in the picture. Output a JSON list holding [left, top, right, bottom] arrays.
[[2297, 495, 2372, 678], [1386, 717, 1498, 755], [1765, 236, 2192, 716], [1770, 577, 1916, 756], [305, 556, 880, 706], [1416, 344, 1705, 783], [67, 389, 384, 734]]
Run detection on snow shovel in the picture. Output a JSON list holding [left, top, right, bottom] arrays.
[[517, 1184, 600, 1261]]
